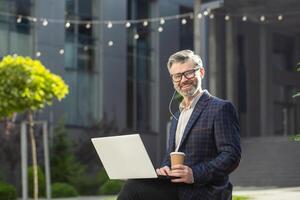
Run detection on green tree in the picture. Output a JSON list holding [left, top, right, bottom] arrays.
[[50, 119, 85, 190], [291, 62, 300, 141], [292, 62, 300, 98], [0, 55, 68, 199]]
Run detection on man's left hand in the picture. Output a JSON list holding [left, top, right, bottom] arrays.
[[170, 164, 194, 184]]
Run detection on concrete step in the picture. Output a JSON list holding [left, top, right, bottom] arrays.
[[231, 136, 300, 187]]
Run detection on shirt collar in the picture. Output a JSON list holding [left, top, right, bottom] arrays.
[[179, 90, 205, 111]]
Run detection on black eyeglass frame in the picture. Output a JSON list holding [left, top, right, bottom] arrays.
[[170, 67, 201, 82]]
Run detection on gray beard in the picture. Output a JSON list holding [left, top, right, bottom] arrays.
[[176, 85, 198, 97]]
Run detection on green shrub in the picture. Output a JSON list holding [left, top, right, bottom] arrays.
[[0, 182, 17, 200], [50, 119, 85, 193], [233, 195, 250, 200], [51, 182, 78, 198], [97, 168, 110, 186], [28, 165, 45, 197], [99, 180, 124, 195]]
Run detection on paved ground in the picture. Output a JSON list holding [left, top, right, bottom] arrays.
[[233, 186, 300, 200], [22, 187, 300, 200]]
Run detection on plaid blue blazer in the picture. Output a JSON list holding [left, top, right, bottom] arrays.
[[162, 91, 241, 200]]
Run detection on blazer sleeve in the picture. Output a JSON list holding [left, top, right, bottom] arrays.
[[191, 102, 241, 185]]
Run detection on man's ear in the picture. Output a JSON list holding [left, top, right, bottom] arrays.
[[200, 67, 205, 78]]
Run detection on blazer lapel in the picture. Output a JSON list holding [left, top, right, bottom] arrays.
[[178, 91, 211, 150]]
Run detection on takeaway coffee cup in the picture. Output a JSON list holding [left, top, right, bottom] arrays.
[[170, 152, 185, 167]]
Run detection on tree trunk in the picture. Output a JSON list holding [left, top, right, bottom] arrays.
[[28, 110, 38, 199]]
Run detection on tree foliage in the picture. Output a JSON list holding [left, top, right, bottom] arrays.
[[50, 119, 85, 190], [0, 55, 68, 119]]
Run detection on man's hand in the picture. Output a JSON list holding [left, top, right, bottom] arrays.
[[170, 164, 194, 184], [156, 166, 171, 176]]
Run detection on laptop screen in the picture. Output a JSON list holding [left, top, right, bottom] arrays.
[[91, 134, 158, 179]]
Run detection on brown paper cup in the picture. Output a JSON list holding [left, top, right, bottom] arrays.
[[170, 152, 185, 167]]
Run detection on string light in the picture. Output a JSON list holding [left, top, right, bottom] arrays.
[[143, 21, 148, 26], [134, 33, 139, 40], [65, 21, 71, 28], [42, 19, 48, 26], [158, 26, 163, 32], [0, 10, 296, 28], [85, 23, 91, 29], [108, 41, 113, 47], [107, 21, 113, 28], [125, 22, 131, 28], [0, 10, 298, 53], [30, 17, 37, 22], [83, 45, 88, 51], [16, 16, 22, 23]]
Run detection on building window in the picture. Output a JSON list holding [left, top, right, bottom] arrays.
[[64, 0, 98, 127], [179, 6, 193, 50], [272, 33, 295, 71], [127, 0, 152, 131], [0, 0, 32, 56]]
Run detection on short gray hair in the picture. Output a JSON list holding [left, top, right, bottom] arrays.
[[167, 50, 203, 70]]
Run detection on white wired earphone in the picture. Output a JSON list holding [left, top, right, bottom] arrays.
[[168, 90, 179, 121]]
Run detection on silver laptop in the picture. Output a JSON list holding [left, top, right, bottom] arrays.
[[91, 134, 158, 179]]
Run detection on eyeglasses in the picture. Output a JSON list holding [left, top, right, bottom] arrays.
[[170, 67, 200, 82]]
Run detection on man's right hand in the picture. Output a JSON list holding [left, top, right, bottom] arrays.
[[156, 166, 171, 176]]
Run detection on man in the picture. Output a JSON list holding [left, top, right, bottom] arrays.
[[118, 50, 241, 200]]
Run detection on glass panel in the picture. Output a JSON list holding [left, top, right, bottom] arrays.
[[64, 0, 98, 126], [127, 0, 152, 131]]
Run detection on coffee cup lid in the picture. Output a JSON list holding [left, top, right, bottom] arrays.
[[170, 152, 185, 156]]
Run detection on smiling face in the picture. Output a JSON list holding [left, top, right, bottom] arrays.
[[169, 59, 205, 98]]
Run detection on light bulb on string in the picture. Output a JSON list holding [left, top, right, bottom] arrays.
[[160, 18, 165, 25], [125, 22, 131, 28], [203, 10, 209, 16], [17, 16, 22, 23], [197, 13, 202, 19], [242, 16, 247, 21], [86, 23, 91, 29], [278, 15, 283, 21], [65, 21, 71, 28], [59, 49, 64, 55], [42, 19, 48, 26], [83, 45, 89, 51], [181, 18, 187, 25], [158, 26, 163, 32], [108, 41, 114, 47], [260, 15, 265, 22], [143, 21, 148, 26], [31, 17, 37, 22], [107, 21, 113, 28], [134, 33, 139, 40], [36, 51, 41, 57], [225, 15, 230, 21], [209, 14, 214, 19]]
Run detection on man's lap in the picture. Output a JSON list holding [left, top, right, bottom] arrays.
[[117, 178, 179, 200]]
